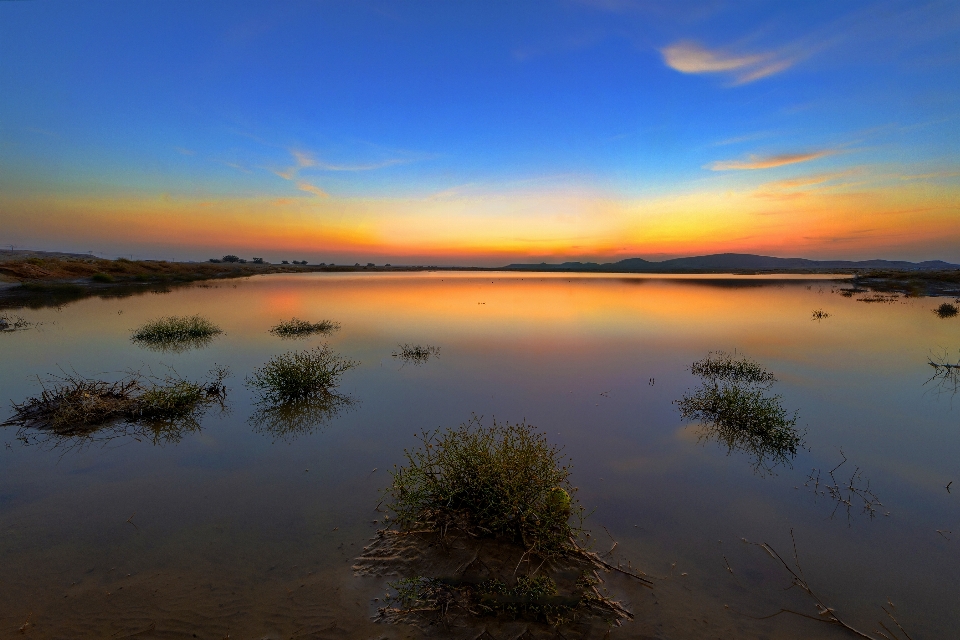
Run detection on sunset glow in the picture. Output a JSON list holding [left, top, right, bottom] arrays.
[[1, 1, 958, 264]]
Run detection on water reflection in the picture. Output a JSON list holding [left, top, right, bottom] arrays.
[[676, 351, 803, 475], [391, 343, 441, 366], [248, 392, 358, 442]]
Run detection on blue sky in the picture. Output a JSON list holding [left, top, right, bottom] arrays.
[[1, 0, 958, 263]]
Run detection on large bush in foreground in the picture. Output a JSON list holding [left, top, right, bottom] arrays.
[[386, 416, 582, 558]]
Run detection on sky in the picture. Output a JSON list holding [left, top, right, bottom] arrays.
[[1, 0, 959, 265]]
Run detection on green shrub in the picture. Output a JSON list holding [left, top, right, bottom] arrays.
[[385, 416, 582, 558], [246, 345, 358, 403], [91, 273, 114, 283]]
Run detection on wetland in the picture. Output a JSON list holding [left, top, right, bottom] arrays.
[[0, 272, 958, 638]]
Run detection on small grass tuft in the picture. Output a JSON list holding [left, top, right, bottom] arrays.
[[392, 343, 440, 365], [131, 315, 222, 352], [385, 415, 582, 558], [689, 350, 776, 385], [268, 317, 341, 338], [811, 309, 830, 321], [934, 302, 959, 318], [246, 345, 358, 403]]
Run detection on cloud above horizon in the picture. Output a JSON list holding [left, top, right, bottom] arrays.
[[661, 41, 795, 84], [706, 150, 834, 171]]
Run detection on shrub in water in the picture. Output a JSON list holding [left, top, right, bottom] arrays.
[[385, 415, 582, 558], [246, 345, 358, 403]]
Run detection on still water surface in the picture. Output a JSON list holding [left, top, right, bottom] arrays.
[[1, 273, 958, 638]]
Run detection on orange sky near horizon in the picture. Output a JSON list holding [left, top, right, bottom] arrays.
[[3, 175, 957, 264]]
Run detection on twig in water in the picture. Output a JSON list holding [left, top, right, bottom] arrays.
[[731, 530, 914, 640]]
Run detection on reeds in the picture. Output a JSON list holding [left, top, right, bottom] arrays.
[[268, 317, 341, 338], [131, 315, 222, 352], [811, 309, 830, 321], [246, 345, 358, 403], [676, 351, 803, 475], [385, 415, 582, 558]]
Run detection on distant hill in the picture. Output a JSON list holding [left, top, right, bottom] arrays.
[[503, 253, 960, 273]]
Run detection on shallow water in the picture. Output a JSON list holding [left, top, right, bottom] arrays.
[[1, 272, 958, 638]]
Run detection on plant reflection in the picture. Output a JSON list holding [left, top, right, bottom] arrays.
[[925, 349, 960, 401], [248, 391, 358, 442], [676, 351, 803, 475]]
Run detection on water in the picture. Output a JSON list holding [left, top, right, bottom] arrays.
[[0, 272, 957, 638]]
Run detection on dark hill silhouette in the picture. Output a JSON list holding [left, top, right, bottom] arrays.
[[504, 253, 958, 272]]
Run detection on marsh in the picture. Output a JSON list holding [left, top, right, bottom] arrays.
[[0, 272, 957, 638]]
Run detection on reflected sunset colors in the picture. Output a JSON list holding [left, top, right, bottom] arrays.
[[1, 273, 958, 637]]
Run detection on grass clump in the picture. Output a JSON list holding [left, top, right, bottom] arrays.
[[4, 367, 229, 438], [131, 315, 222, 352], [392, 343, 440, 365], [385, 415, 582, 558], [811, 309, 830, 321], [268, 317, 340, 338], [246, 345, 358, 404], [935, 302, 959, 318], [677, 351, 802, 475]]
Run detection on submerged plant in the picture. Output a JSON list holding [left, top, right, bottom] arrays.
[[246, 345, 358, 403], [811, 309, 830, 321], [676, 351, 802, 475], [392, 343, 440, 365], [269, 317, 341, 338], [385, 415, 583, 558], [934, 302, 959, 318], [131, 315, 222, 352], [925, 349, 960, 400]]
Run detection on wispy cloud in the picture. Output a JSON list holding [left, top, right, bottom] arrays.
[[296, 181, 329, 198], [174, 146, 196, 156], [706, 150, 834, 171], [661, 40, 796, 84]]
